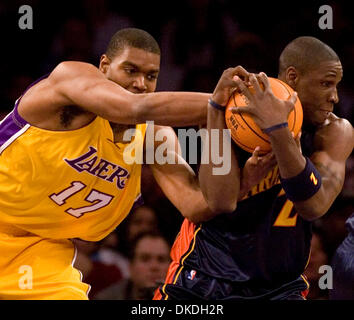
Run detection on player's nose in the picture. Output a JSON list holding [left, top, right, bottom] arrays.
[[133, 75, 147, 92], [328, 87, 339, 105]]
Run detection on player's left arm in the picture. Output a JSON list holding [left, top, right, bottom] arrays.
[[294, 118, 354, 220], [232, 73, 353, 220], [147, 125, 214, 224]]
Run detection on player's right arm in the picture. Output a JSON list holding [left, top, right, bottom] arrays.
[[198, 68, 244, 214], [198, 67, 276, 213], [18, 61, 209, 128]]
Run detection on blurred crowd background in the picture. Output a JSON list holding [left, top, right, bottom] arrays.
[[0, 0, 352, 300]]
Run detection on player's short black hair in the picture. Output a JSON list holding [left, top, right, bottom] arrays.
[[105, 28, 160, 59], [278, 36, 340, 76]]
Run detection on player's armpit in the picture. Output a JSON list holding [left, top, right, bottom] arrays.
[[50, 61, 144, 124], [18, 61, 134, 127]]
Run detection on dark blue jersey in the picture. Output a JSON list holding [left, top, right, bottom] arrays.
[[156, 162, 311, 300], [155, 129, 317, 300], [187, 185, 311, 287]]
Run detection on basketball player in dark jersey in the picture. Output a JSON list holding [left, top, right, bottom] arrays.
[[154, 37, 353, 300]]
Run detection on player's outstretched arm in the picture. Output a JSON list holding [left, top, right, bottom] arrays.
[[20, 61, 209, 127]]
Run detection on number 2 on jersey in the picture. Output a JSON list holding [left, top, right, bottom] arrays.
[[49, 181, 114, 218], [273, 199, 298, 227]]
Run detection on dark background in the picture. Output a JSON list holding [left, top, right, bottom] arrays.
[[1, 1, 353, 109], [0, 0, 353, 266]]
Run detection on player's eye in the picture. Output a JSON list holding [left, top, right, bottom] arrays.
[[320, 81, 331, 87], [147, 74, 158, 81], [124, 67, 136, 75]]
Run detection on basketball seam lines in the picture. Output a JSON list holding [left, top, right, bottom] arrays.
[[233, 90, 270, 144]]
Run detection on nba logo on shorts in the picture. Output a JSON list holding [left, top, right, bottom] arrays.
[[187, 270, 197, 280]]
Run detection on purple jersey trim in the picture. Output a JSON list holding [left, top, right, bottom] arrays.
[[0, 113, 27, 147], [0, 73, 49, 148]]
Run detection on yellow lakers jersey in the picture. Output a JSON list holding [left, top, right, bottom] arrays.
[[0, 107, 146, 241]]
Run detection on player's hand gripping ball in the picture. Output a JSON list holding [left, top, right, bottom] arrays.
[[225, 77, 303, 154]]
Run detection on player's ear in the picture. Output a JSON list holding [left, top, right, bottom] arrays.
[[285, 66, 298, 89], [99, 54, 111, 74]]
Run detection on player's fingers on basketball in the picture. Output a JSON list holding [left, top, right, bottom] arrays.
[[231, 105, 253, 115], [252, 146, 261, 159], [258, 72, 271, 92], [250, 74, 262, 95], [287, 92, 298, 109], [260, 152, 276, 170], [223, 67, 236, 79], [218, 68, 235, 86], [248, 146, 260, 164], [234, 65, 250, 82], [230, 87, 240, 96], [247, 147, 260, 165], [255, 73, 263, 86], [232, 76, 253, 101]]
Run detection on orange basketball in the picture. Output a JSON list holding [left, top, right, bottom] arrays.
[[225, 77, 303, 154]]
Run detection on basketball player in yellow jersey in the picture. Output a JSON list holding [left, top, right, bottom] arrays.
[[0, 28, 263, 300]]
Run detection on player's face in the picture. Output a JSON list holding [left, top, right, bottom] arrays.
[[295, 60, 343, 126], [130, 237, 170, 289], [101, 46, 160, 94]]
